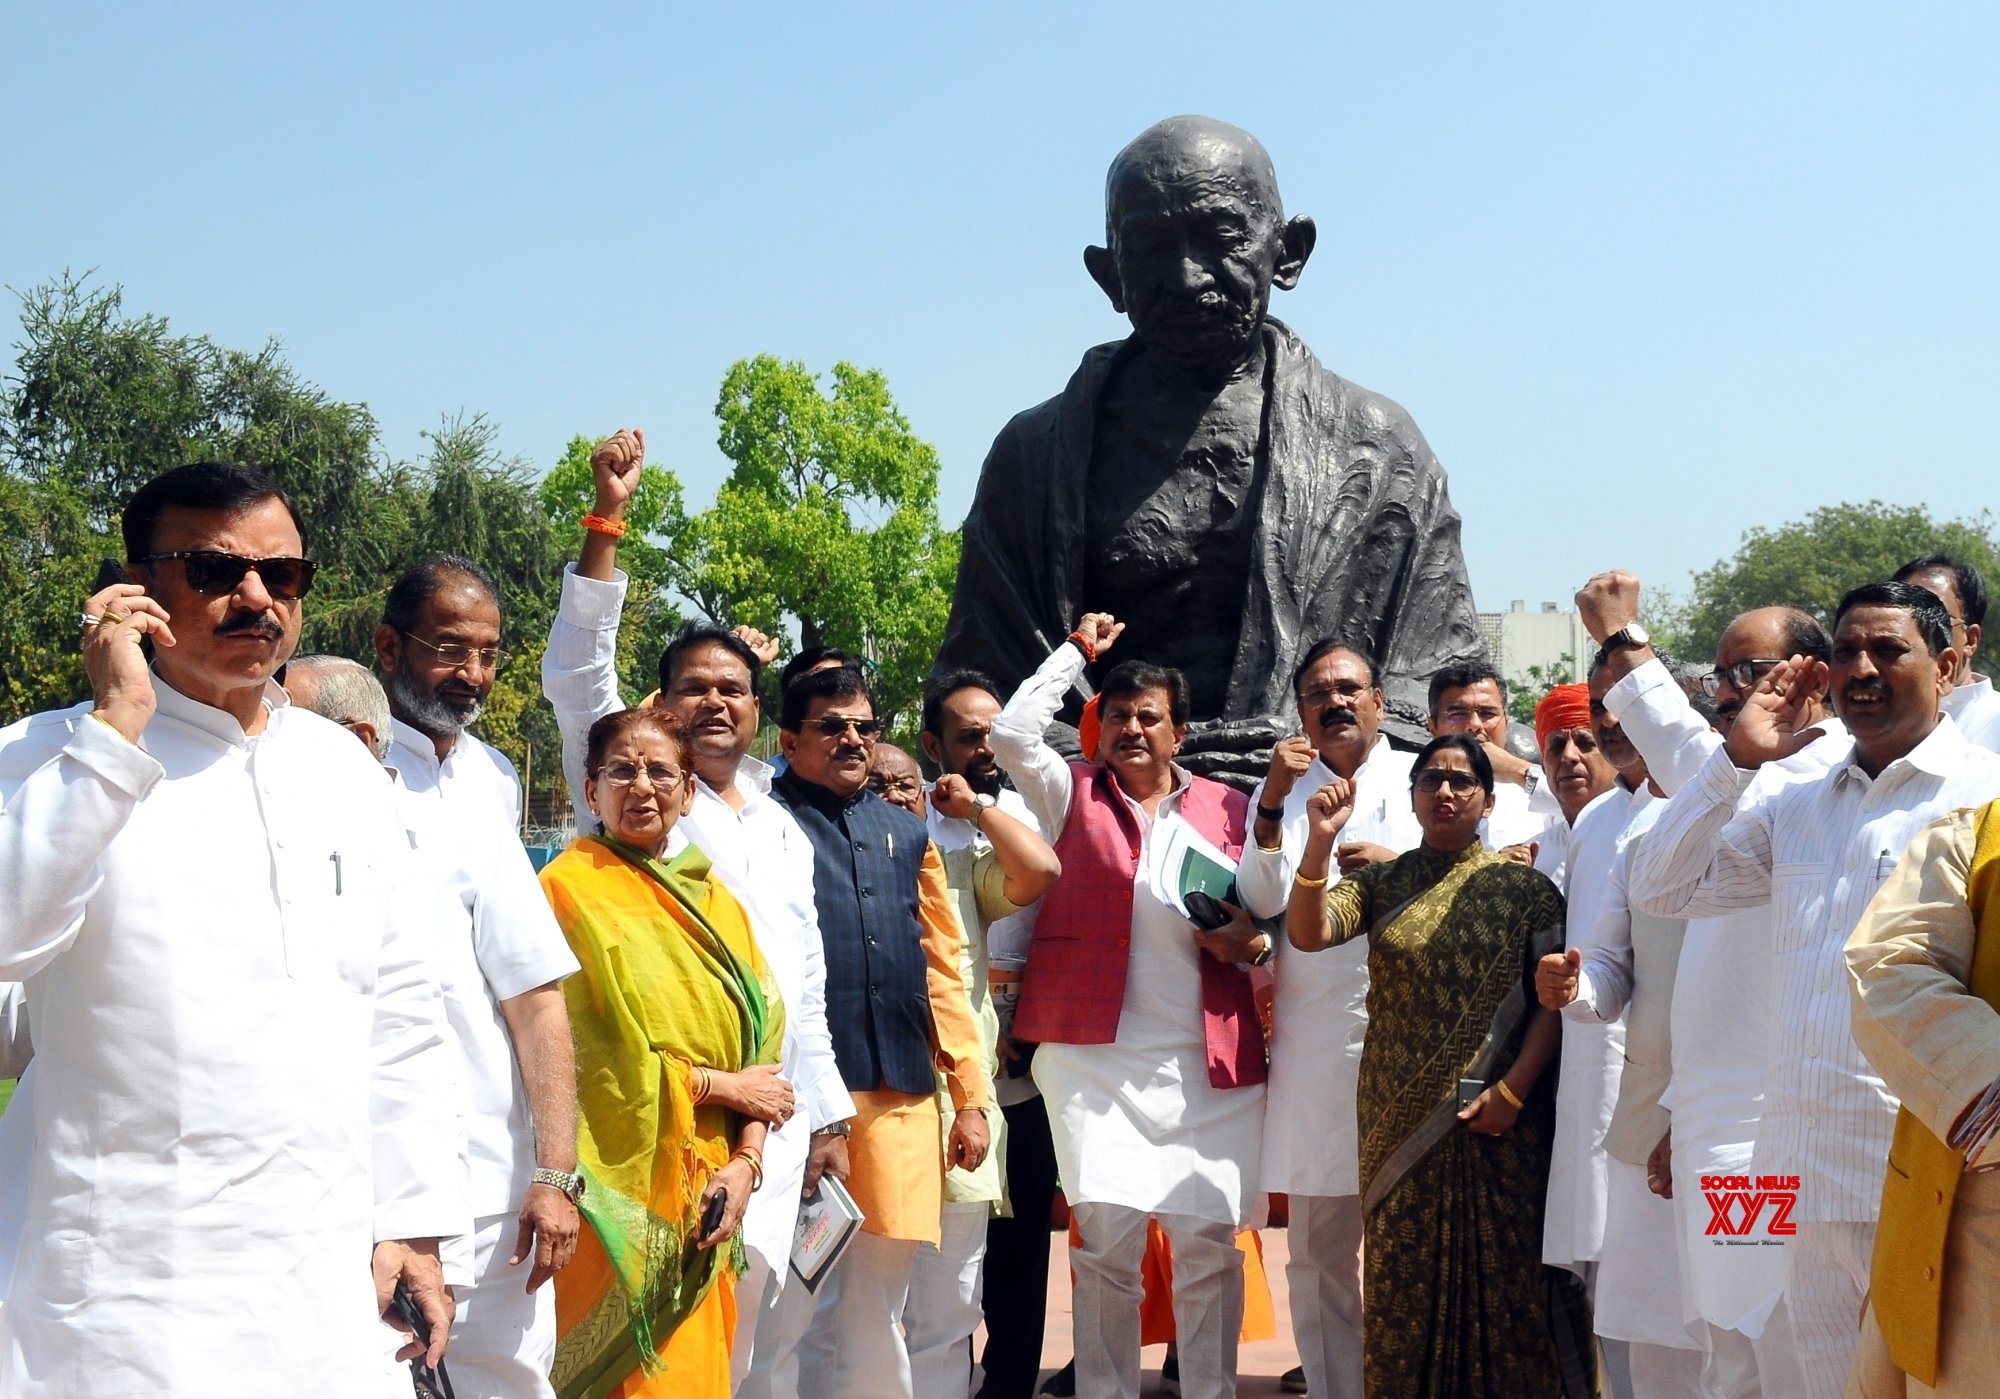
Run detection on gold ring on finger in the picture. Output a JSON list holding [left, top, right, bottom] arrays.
[[102, 609, 129, 624]]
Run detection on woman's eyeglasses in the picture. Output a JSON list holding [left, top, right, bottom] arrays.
[[810, 715, 886, 740], [140, 550, 318, 600], [1414, 770, 1483, 795], [598, 762, 685, 789]]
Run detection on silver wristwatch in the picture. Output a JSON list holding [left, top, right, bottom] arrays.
[[969, 792, 998, 824], [533, 1167, 586, 1201]]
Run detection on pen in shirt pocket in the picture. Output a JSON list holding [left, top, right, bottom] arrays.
[[1874, 847, 1894, 882], [330, 850, 344, 896]]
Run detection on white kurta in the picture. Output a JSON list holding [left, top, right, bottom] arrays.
[[993, 643, 1265, 1228], [1482, 769, 1560, 851], [1541, 783, 1641, 1272], [542, 564, 853, 1278], [1943, 672, 2000, 753], [1603, 657, 1845, 1333], [387, 723, 579, 1218], [1238, 740, 1419, 1197], [0, 680, 464, 1398]]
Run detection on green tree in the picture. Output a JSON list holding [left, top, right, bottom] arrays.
[[657, 355, 960, 725], [1672, 501, 2000, 661], [1506, 654, 1577, 724]]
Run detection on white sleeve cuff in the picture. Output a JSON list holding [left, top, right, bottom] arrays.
[[66, 712, 165, 801], [557, 562, 629, 629], [1603, 656, 1678, 722]]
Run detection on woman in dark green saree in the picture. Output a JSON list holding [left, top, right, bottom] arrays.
[[1287, 734, 1595, 1398]]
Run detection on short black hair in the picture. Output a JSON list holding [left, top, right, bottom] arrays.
[[1410, 733, 1495, 795], [781, 646, 861, 694], [660, 625, 763, 696], [1290, 637, 1378, 696], [121, 461, 304, 561], [922, 668, 1001, 737], [1895, 554, 1989, 629], [1833, 581, 1953, 656], [1427, 661, 1505, 717], [1099, 659, 1190, 726], [781, 663, 874, 731], [382, 554, 503, 633]]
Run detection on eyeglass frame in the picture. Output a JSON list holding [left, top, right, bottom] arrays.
[[1697, 657, 1786, 697], [1413, 769, 1486, 795], [397, 628, 507, 671], [592, 761, 688, 789]]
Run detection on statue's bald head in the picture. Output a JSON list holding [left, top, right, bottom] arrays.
[[1104, 116, 1284, 241]]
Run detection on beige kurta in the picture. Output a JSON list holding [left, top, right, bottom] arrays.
[[1845, 809, 2000, 1396]]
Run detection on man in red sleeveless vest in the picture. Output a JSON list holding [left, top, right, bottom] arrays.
[[990, 613, 1271, 1399]]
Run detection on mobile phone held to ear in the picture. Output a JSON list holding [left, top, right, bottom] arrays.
[[701, 1185, 729, 1241], [93, 559, 125, 594], [1184, 890, 1233, 931]]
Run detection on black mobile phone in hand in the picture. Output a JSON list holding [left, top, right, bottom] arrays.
[[93, 558, 126, 594], [1456, 1078, 1487, 1110], [1184, 890, 1233, 931], [389, 1281, 456, 1398], [701, 1185, 729, 1240]]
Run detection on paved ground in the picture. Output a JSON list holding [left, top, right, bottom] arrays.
[[974, 1228, 1303, 1396]]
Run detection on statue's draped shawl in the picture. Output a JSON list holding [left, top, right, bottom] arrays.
[[935, 320, 1485, 740]]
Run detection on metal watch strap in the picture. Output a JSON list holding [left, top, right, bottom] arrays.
[[532, 1167, 585, 1201], [813, 1120, 853, 1138]]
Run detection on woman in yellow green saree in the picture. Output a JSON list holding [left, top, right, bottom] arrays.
[[538, 708, 785, 1399], [1287, 735, 1595, 1399]]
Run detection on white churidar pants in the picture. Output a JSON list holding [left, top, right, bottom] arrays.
[[1700, 1303, 1808, 1399], [1787, 1221, 1873, 1399], [1070, 1202, 1241, 1399], [903, 1199, 989, 1398], [1284, 1194, 1363, 1399], [795, 1231, 921, 1399], [438, 1211, 556, 1399]]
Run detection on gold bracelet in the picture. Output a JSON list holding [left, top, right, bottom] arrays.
[[1254, 839, 1285, 854], [691, 1066, 712, 1105], [1293, 870, 1331, 889], [1495, 1079, 1525, 1111]]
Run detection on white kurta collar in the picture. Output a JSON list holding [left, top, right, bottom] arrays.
[[150, 670, 287, 747]]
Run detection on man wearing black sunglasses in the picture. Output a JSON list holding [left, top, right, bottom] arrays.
[[769, 664, 993, 1399], [0, 462, 464, 1392]]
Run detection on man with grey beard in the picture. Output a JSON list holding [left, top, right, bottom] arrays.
[[373, 557, 585, 1399]]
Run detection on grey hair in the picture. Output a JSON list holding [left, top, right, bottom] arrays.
[[288, 654, 393, 761]]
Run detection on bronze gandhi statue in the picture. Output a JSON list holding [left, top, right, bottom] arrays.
[[933, 115, 1485, 779]]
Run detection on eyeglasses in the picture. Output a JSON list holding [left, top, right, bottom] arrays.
[[809, 715, 886, 740], [1298, 682, 1371, 707], [399, 630, 506, 670], [597, 762, 685, 789], [1698, 658, 1785, 697], [866, 773, 923, 796], [1414, 770, 1484, 795], [140, 550, 318, 600]]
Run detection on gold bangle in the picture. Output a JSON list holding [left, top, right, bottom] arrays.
[[731, 1147, 765, 1192], [1293, 870, 1330, 889], [1495, 1079, 1525, 1111], [691, 1066, 712, 1105], [1254, 839, 1285, 854]]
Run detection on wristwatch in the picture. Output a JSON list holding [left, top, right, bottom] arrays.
[[1600, 622, 1649, 653], [533, 1167, 586, 1201], [969, 792, 998, 825], [812, 1120, 853, 1139], [1247, 935, 1276, 968]]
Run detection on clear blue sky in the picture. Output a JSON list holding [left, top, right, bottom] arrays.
[[5, 4, 1996, 616]]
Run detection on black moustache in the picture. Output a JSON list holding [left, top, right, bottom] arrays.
[[1320, 708, 1358, 729], [215, 615, 283, 640]]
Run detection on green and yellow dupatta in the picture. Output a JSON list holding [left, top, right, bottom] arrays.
[[539, 836, 786, 1399]]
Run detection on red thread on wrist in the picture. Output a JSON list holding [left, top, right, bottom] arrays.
[[1067, 629, 1097, 664], [582, 513, 628, 538]]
